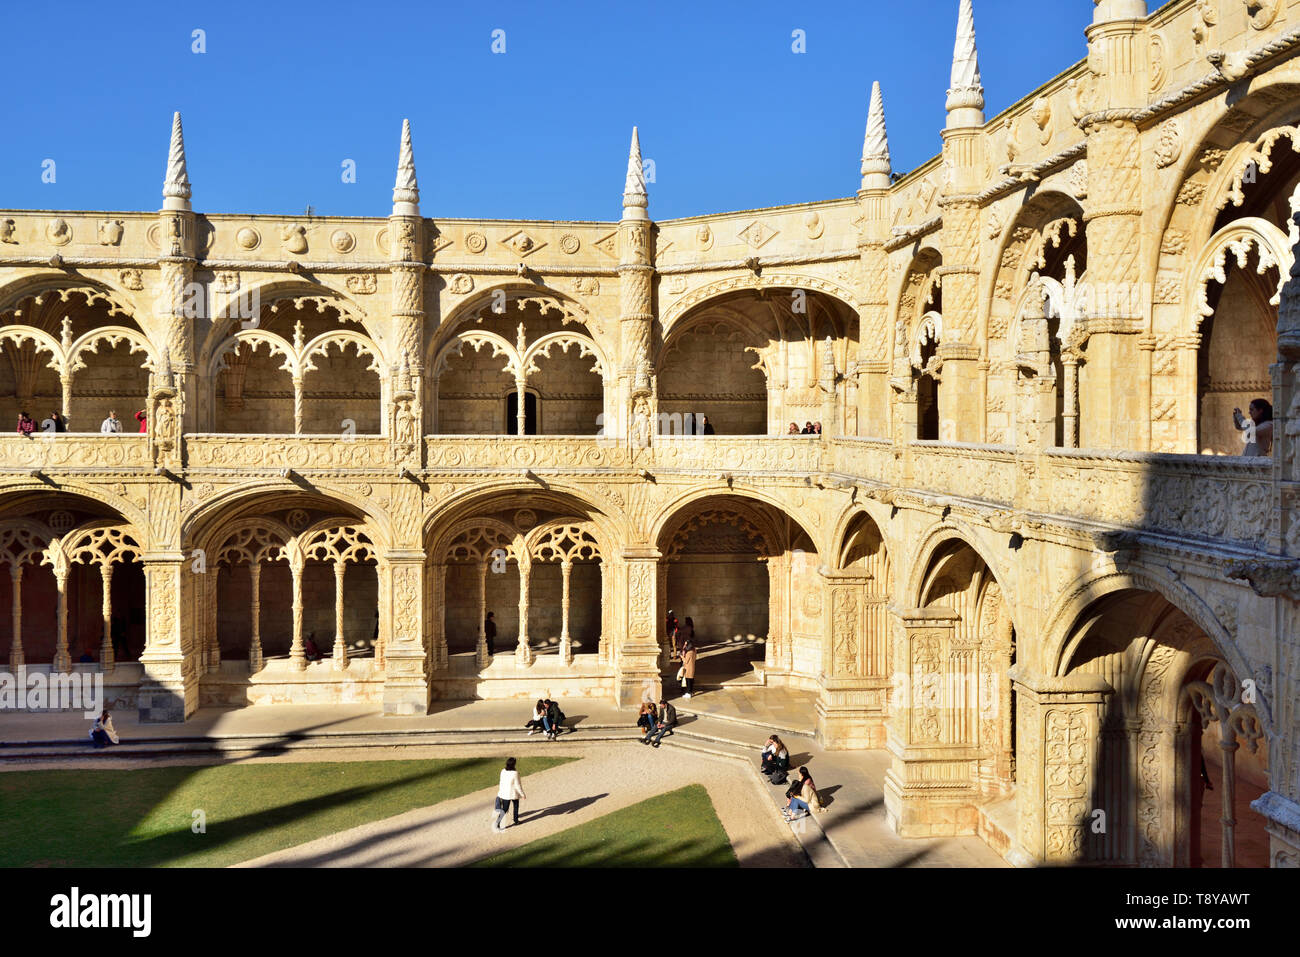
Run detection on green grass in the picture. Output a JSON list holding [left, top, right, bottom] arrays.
[[0, 756, 574, 868], [471, 784, 738, 868]]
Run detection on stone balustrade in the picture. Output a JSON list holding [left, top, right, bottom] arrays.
[[0, 432, 1279, 554]]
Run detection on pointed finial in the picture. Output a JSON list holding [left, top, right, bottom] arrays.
[[392, 119, 420, 216], [622, 126, 648, 220], [162, 112, 192, 211], [946, 0, 985, 128], [861, 82, 891, 190]]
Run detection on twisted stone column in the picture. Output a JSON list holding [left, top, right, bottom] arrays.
[[248, 562, 263, 673], [8, 565, 22, 669], [332, 561, 348, 670], [99, 563, 114, 671]]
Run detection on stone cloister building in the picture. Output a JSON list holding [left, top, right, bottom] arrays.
[[1, 0, 1298, 867]]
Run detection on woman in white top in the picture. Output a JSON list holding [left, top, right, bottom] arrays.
[[494, 757, 526, 831], [90, 710, 119, 748]]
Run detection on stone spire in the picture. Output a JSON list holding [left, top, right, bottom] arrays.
[[622, 126, 648, 220], [162, 112, 192, 211], [946, 0, 985, 128], [860, 82, 891, 191], [392, 118, 420, 216]]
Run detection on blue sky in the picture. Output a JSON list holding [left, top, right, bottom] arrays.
[[1, 0, 1096, 221]]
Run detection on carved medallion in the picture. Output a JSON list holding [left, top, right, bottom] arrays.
[[465, 231, 487, 253], [559, 233, 580, 254], [449, 273, 474, 295], [47, 218, 72, 246], [330, 229, 356, 253], [97, 219, 124, 246], [236, 226, 261, 250]]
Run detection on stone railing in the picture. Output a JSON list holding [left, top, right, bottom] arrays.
[[1041, 450, 1273, 548], [185, 434, 392, 470], [0, 434, 150, 470], [909, 441, 1018, 506], [828, 436, 895, 486], [422, 435, 823, 474]]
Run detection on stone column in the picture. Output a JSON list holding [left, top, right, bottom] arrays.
[[292, 375, 304, 435], [618, 128, 654, 442], [289, 552, 306, 670], [883, 607, 982, 837], [99, 563, 114, 671], [476, 559, 490, 667], [138, 554, 198, 722], [381, 553, 429, 715], [390, 119, 426, 462], [1061, 353, 1080, 448], [817, 575, 889, 750], [559, 560, 573, 665], [332, 561, 348, 670], [431, 561, 447, 671], [7, 565, 22, 669], [514, 375, 527, 436], [516, 555, 534, 666], [248, 562, 263, 673], [52, 566, 70, 674], [616, 549, 662, 707], [1007, 666, 1114, 865], [1077, 5, 1147, 451]]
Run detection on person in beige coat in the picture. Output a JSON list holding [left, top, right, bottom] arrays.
[[681, 640, 697, 698]]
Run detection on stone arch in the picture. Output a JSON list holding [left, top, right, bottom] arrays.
[[1046, 572, 1267, 867], [200, 279, 376, 360], [1043, 566, 1246, 687], [181, 480, 392, 552], [428, 285, 607, 436], [903, 522, 1014, 621], [423, 485, 617, 668], [657, 281, 859, 437], [660, 273, 861, 339], [654, 490, 817, 680]]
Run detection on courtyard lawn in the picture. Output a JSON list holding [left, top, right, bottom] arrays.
[[471, 784, 738, 868], [0, 756, 575, 868]]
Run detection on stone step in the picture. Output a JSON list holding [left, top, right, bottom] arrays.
[[674, 704, 814, 739], [975, 792, 1018, 863]]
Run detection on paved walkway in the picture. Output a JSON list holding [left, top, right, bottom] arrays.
[[233, 741, 804, 868], [1, 690, 1008, 868]]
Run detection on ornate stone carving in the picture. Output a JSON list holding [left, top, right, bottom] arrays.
[[47, 218, 72, 245], [330, 229, 356, 253], [1154, 120, 1183, 170], [236, 226, 261, 250], [346, 274, 377, 295], [97, 219, 124, 246]]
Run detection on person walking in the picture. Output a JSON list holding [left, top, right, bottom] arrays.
[[484, 611, 497, 656], [645, 698, 676, 747], [681, 639, 697, 698], [493, 756, 526, 831], [100, 410, 122, 433], [16, 411, 35, 438]]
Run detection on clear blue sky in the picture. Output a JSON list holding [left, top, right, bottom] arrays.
[[1, 0, 1095, 221]]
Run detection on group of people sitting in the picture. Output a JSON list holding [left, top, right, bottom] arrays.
[[760, 734, 825, 820], [787, 421, 823, 435], [636, 698, 677, 748], [525, 698, 566, 740]]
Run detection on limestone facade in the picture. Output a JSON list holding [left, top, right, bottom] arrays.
[[1, 0, 1299, 866]]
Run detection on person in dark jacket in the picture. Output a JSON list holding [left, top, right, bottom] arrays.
[[50, 410, 68, 432], [485, 611, 497, 655], [645, 698, 676, 747], [544, 698, 564, 740]]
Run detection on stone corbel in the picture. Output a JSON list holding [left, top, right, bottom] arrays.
[[1089, 529, 1140, 566], [1225, 558, 1300, 602], [985, 508, 1021, 535]]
